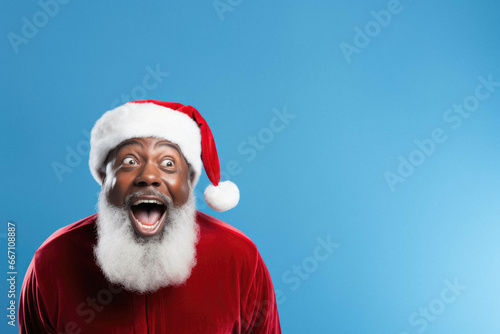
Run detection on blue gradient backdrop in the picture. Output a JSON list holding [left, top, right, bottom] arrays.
[[2, 0, 500, 333]]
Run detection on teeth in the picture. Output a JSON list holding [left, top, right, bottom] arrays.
[[136, 219, 161, 230], [133, 199, 163, 206]]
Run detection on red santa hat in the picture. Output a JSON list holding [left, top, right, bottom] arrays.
[[89, 100, 239, 212]]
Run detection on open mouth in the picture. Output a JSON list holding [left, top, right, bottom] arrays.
[[129, 197, 167, 236]]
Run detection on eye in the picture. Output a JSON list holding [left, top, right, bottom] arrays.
[[161, 159, 175, 168], [123, 157, 137, 165]]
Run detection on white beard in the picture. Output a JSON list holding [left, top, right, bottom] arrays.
[[93, 190, 199, 293]]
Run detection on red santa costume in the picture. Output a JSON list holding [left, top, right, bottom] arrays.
[[19, 100, 281, 333]]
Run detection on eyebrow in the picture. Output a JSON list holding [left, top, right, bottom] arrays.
[[155, 141, 190, 166], [154, 141, 182, 155], [115, 140, 144, 153], [102, 140, 144, 166]]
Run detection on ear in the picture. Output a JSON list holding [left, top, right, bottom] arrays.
[[99, 148, 118, 185], [98, 169, 106, 185], [99, 150, 117, 185], [187, 164, 195, 185]]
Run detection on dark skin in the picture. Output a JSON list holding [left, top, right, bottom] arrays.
[[100, 137, 193, 237]]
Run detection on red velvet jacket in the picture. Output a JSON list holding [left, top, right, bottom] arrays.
[[19, 212, 281, 333]]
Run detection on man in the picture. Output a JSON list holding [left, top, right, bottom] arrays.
[[19, 100, 281, 333]]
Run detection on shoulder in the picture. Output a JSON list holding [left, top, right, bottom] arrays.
[[38, 214, 97, 251], [194, 211, 274, 288], [196, 211, 258, 253], [33, 214, 97, 271], [195, 211, 265, 268]]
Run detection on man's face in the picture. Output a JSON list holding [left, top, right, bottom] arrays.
[[102, 137, 192, 237]]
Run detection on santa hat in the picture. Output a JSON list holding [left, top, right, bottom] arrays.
[[89, 100, 239, 212]]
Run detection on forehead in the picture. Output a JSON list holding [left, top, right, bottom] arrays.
[[115, 137, 182, 154]]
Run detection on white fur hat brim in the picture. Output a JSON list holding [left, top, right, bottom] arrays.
[[89, 102, 202, 187]]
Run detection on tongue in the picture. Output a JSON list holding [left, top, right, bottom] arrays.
[[133, 206, 162, 226]]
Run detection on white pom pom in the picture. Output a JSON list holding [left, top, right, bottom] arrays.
[[204, 181, 240, 212]]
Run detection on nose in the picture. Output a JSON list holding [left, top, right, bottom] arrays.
[[134, 162, 161, 187]]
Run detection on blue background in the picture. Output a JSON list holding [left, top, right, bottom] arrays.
[[2, 0, 500, 333]]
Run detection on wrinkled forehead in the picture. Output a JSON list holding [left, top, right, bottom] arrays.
[[115, 137, 183, 156], [103, 137, 184, 163]]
